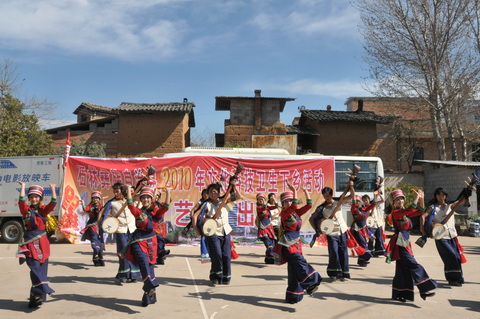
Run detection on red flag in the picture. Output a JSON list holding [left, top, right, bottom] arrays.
[[64, 132, 72, 166]]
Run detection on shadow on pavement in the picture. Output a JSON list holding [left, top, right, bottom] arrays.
[[49, 275, 118, 285], [310, 292, 421, 308], [0, 298, 43, 313], [242, 274, 286, 282], [188, 292, 297, 313], [51, 294, 141, 314], [449, 299, 480, 312], [463, 245, 480, 255]]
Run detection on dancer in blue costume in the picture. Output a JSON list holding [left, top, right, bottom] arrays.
[[272, 183, 321, 304], [421, 184, 473, 287], [16, 181, 57, 308], [385, 189, 436, 302], [80, 191, 105, 266], [256, 193, 277, 264], [123, 186, 166, 306]]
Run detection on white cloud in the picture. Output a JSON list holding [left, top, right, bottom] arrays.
[[261, 78, 370, 98], [249, 0, 359, 39], [0, 0, 190, 61], [0, 0, 360, 62]]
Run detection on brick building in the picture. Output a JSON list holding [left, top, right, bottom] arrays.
[[47, 101, 195, 157], [291, 103, 393, 158], [215, 90, 297, 153], [345, 97, 480, 172]]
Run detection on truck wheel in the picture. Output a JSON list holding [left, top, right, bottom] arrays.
[[1, 220, 24, 243]]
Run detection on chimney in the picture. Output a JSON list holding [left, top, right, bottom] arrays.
[[183, 98, 188, 103], [254, 90, 262, 133], [357, 99, 364, 112], [326, 105, 332, 111]]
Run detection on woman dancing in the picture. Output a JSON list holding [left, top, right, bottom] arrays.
[[16, 181, 57, 308], [272, 183, 321, 304], [80, 191, 105, 266], [386, 188, 436, 302]]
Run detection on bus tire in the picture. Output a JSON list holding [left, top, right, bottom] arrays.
[[1, 220, 24, 243]]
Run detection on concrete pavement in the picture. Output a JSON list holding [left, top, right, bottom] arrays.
[[0, 235, 479, 319]]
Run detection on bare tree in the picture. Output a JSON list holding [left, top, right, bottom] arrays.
[[355, 0, 480, 161], [0, 58, 58, 126]]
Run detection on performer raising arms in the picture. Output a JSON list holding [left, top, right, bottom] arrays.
[[349, 185, 374, 267], [16, 181, 57, 308], [123, 185, 163, 306], [272, 183, 321, 304], [421, 180, 474, 287], [386, 188, 437, 302], [79, 191, 105, 266], [203, 179, 239, 286], [255, 193, 277, 264], [107, 182, 141, 284], [315, 181, 354, 281]]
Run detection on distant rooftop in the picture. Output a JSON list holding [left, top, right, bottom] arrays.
[[117, 102, 195, 113], [300, 109, 394, 124], [287, 125, 320, 135], [73, 102, 117, 115], [215, 89, 295, 112]]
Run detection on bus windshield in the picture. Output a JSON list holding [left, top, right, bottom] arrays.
[[335, 160, 379, 193]]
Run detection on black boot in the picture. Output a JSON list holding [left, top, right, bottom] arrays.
[[28, 294, 42, 308]]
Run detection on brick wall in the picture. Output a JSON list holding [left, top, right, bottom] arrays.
[[305, 119, 378, 156], [345, 98, 475, 171], [224, 125, 255, 146], [229, 99, 283, 126], [261, 100, 281, 126], [230, 100, 255, 125], [117, 113, 187, 157]]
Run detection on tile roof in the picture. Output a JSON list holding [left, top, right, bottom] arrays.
[[300, 109, 394, 124], [45, 115, 117, 133], [73, 102, 117, 115], [344, 96, 423, 105], [287, 125, 320, 135], [215, 96, 295, 112], [117, 102, 195, 113]]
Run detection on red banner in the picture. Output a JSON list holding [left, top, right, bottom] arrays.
[[59, 155, 335, 244]]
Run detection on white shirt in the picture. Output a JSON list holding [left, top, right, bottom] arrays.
[[371, 205, 385, 228], [322, 201, 348, 236], [269, 206, 281, 227], [109, 199, 136, 233], [431, 203, 457, 239], [205, 201, 232, 236]]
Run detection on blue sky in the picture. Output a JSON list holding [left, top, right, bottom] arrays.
[[0, 0, 371, 145]]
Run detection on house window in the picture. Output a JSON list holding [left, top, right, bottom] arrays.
[[412, 147, 424, 165], [472, 143, 480, 162]]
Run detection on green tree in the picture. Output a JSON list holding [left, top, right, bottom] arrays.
[[69, 137, 107, 158], [0, 93, 54, 156]]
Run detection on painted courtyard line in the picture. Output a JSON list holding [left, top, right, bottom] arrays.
[[185, 257, 209, 319]]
